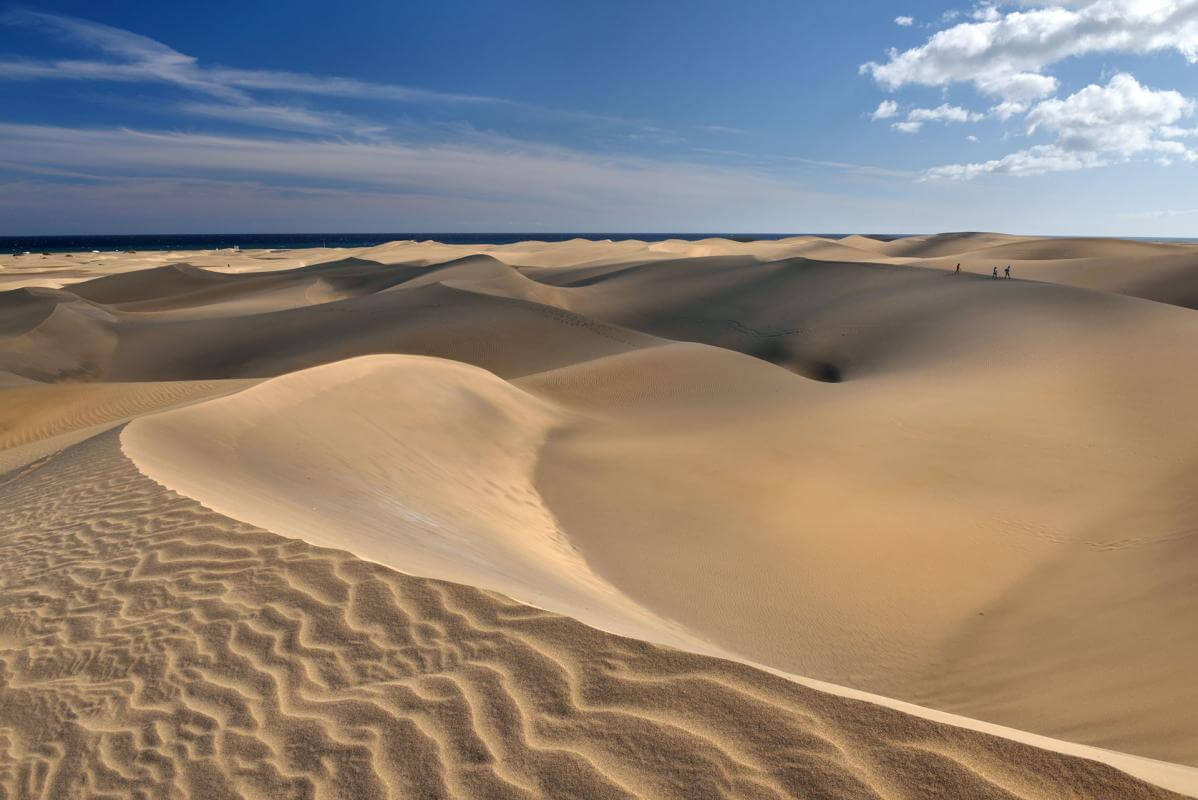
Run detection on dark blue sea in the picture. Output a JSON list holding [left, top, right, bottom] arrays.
[[0, 232, 908, 254], [3, 232, 1194, 254]]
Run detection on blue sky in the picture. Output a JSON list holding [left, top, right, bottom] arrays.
[[1, 1, 1197, 235]]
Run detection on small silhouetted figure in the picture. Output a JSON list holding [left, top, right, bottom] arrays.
[[1004, 265, 1011, 279], [955, 263, 961, 274], [992, 266, 998, 279]]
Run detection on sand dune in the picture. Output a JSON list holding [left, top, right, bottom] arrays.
[[0, 377, 253, 472], [121, 355, 698, 654], [4, 233, 1198, 797], [0, 432, 1186, 799]]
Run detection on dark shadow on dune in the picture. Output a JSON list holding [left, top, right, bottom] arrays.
[[748, 338, 843, 382]]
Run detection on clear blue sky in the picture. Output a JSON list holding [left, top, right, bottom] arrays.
[[1, 0, 1197, 235]]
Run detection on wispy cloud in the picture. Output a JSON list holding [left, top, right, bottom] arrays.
[[1116, 207, 1198, 219], [0, 10, 503, 107], [176, 102, 386, 136], [0, 9, 920, 232], [0, 122, 842, 229], [685, 145, 916, 179], [0, 9, 657, 138], [4, 127, 931, 235]]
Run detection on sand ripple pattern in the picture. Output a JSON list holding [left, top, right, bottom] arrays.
[[0, 432, 1178, 800]]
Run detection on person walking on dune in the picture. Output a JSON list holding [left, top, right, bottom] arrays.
[[955, 263, 961, 274], [992, 266, 998, 279], [1004, 265, 1011, 279]]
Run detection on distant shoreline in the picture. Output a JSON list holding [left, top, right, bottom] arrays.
[[3, 231, 1196, 254], [0, 232, 908, 254]]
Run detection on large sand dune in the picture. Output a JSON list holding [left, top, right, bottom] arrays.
[[3, 233, 1198, 798]]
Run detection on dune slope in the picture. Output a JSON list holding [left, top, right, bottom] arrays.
[[0, 431, 1186, 800]]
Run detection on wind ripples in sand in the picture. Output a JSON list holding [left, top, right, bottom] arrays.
[[0, 432, 1180, 800]]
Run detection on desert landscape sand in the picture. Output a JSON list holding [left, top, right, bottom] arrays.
[[2, 233, 1197, 798]]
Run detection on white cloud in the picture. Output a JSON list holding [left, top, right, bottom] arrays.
[[972, 4, 1002, 22], [973, 71, 1060, 103], [967, 134, 979, 141], [1025, 73, 1193, 155], [990, 100, 1029, 120], [176, 102, 383, 135], [871, 99, 900, 119], [895, 16, 915, 26], [924, 73, 1197, 178], [907, 103, 985, 123], [922, 144, 1107, 179], [889, 103, 985, 133], [861, 0, 1198, 102]]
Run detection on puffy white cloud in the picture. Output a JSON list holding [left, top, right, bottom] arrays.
[[895, 16, 915, 26], [924, 73, 1198, 178], [907, 103, 985, 123], [861, 0, 1198, 101], [991, 100, 1029, 120], [967, 134, 979, 141], [870, 99, 899, 119], [889, 103, 985, 133], [973, 71, 1060, 103], [972, 5, 1002, 22], [1161, 124, 1198, 137], [1025, 73, 1193, 155]]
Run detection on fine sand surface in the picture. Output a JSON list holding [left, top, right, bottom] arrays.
[[1, 432, 1182, 800], [3, 233, 1198, 798]]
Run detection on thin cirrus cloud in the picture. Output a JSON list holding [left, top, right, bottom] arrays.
[[862, 1, 1198, 180], [1117, 207, 1198, 218], [1, 8, 834, 149], [0, 10, 507, 106], [0, 7, 916, 230], [0, 8, 644, 136], [0, 121, 846, 231]]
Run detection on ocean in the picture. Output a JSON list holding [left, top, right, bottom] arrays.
[[4, 232, 1194, 254], [0, 232, 906, 254]]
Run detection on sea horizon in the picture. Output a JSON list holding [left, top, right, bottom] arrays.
[[4, 231, 1198, 254]]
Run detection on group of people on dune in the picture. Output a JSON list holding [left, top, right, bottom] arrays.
[[953, 263, 1011, 279]]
